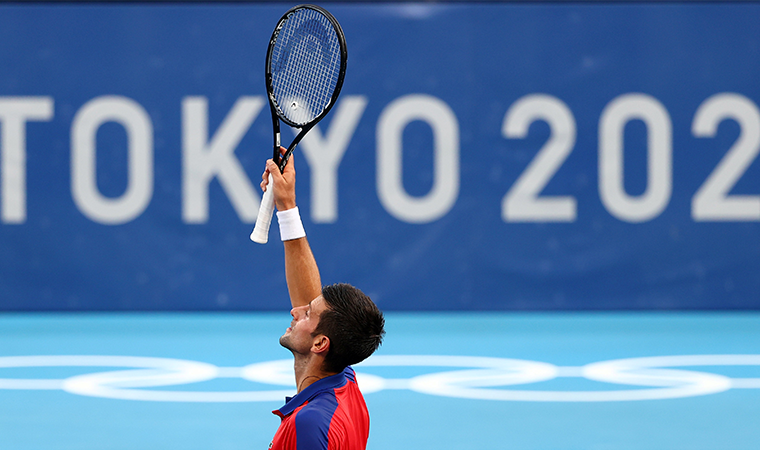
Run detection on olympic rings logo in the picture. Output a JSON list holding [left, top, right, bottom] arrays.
[[1, 354, 759, 402]]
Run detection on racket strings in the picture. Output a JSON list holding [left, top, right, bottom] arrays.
[[270, 8, 342, 127]]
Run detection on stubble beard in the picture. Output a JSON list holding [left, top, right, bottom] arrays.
[[279, 334, 294, 352]]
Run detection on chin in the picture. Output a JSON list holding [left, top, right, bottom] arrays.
[[279, 335, 292, 351]]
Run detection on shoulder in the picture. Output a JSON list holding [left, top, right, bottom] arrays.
[[298, 389, 343, 424], [296, 394, 338, 426], [293, 395, 339, 450]]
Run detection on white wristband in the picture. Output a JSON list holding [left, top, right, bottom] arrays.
[[276, 207, 306, 241]]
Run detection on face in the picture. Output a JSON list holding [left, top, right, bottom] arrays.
[[279, 296, 328, 355]]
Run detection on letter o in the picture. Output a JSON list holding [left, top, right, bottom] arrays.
[[71, 96, 154, 224], [377, 94, 459, 223]]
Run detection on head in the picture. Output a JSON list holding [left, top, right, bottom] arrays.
[[280, 283, 385, 374], [314, 283, 385, 373]]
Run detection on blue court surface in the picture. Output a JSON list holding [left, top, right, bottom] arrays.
[[1, 312, 759, 450]]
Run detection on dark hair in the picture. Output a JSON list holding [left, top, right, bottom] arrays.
[[313, 283, 385, 373]]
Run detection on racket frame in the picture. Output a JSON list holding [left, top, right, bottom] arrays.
[[251, 4, 347, 243]]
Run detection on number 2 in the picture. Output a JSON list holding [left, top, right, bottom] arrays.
[[501, 94, 577, 222], [692, 93, 760, 221]]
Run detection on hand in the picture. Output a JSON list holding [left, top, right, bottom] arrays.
[[261, 147, 297, 211]]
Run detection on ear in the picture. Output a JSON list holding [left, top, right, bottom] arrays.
[[311, 334, 330, 355]]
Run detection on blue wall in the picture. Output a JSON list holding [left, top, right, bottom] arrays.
[[0, 3, 758, 310]]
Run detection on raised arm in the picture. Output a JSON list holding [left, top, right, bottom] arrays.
[[261, 153, 322, 308]]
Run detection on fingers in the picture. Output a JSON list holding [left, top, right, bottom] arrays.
[[259, 148, 285, 191], [260, 158, 276, 192], [259, 148, 295, 194], [282, 152, 295, 179], [263, 158, 288, 189]]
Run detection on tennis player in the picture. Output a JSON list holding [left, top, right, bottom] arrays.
[[260, 152, 385, 450]]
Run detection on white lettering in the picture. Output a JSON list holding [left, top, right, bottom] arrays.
[[599, 94, 672, 222], [0, 97, 54, 223], [377, 94, 459, 223], [182, 96, 264, 223], [71, 96, 153, 225], [298, 96, 367, 223], [692, 93, 760, 221], [502, 94, 577, 222]]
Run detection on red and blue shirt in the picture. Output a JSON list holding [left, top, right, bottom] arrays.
[[270, 367, 370, 450]]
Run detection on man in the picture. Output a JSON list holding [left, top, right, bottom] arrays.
[[260, 152, 385, 450]]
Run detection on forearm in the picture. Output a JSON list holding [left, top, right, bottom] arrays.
[[260, 153, 322, 308], [283, 236, 322, 308]]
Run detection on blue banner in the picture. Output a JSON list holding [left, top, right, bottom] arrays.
[[0, 3, 758, 310]]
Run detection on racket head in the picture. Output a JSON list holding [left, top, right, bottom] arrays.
[[265, 4, 348, 130]]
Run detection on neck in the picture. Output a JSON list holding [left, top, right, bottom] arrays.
[[293, 355, 337, 393]]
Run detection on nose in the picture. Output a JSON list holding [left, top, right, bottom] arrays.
[[290, 305, 306, 319]]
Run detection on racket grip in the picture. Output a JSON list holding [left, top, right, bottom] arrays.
[[251, 173, 275, 244]]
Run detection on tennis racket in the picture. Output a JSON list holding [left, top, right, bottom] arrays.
[[250, 4, 348, 243]]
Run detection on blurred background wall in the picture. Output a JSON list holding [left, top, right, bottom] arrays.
[[0, 1, 758, 311]]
